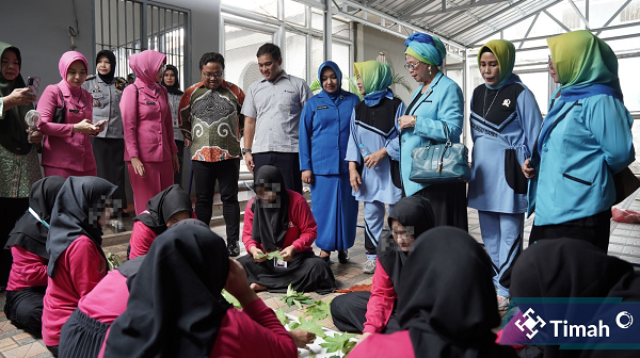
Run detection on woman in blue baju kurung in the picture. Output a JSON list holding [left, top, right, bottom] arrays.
[[397, 33, 467, 230], [346, 61, 404, 274], [299, 61, 360, 263], [467, 40, 543, 309]]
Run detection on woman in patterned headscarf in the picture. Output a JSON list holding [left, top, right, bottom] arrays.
[[397, 33, 468, 231]]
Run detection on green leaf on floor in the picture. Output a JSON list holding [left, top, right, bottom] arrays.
[[288, 316, 326, 338], [320, 332, 357, 355], [106, 252, 123, 271], [256, 250, 284, 260], [280, 283, 314, 308], [275, 307, 289, 326], [221, 289, 242, 310], [304, 300, 332, 321]]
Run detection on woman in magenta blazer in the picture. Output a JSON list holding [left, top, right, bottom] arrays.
[[120, 50, 179, 215], [38, 51, 104, 178]]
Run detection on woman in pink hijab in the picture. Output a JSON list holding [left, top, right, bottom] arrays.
[[38, 51, 104, 178], [120, 50, 178, 215]]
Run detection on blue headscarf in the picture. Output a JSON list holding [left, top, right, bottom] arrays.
[[404, 33, 447, 66], [318, 61, 344, 102]]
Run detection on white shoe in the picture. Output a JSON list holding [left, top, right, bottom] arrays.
[[363, 259, 376, 274]]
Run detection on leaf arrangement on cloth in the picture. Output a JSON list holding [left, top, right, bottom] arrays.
[[289, 316, 327, 338], [319, 332, 357, 356], [280, 283, 315, 308], [221, 289, 242, 309], [255, 250, 284, 260], [106, 252, 123, 271], [275, 307, 289, 326], [304, 300, 333, 321]]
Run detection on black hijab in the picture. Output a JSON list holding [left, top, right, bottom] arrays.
[[96, 50, 116, 84], [510, 239, 634, 358], [161, 64, 183, 95], [103, 224, 230, 358], [0, 43, 33, 155], [378, 196, 435, 287], [251, 165, 290, 252], [133, 184, 192, 234], [397, 227, 518, 358], [5, 176, 66, 259], [46, 177, 117, 277]]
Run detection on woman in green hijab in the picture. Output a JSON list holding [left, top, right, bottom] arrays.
[[524, 30, 634, 252], [468, 39, 543, 311], [345, 60, 404, 274], [0, 42, 43, 290]]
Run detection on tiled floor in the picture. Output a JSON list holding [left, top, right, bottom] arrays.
[[3, 189, 640, 357]]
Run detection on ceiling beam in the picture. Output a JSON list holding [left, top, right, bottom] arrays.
[[542, 9, 571, 32], [518, 12, 539, 49], [398, 0, 438, 19], [403, 0, 512, 21], [567, 0, 590, 29], [595, 0, 633, 36], [449, 0, 528, 38]]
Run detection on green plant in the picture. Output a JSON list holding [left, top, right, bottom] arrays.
[[275, 307, 289, 326], [221, 289, 242, 310], [255, 250, 284, 261], [289, 316, 326, 338], [304, 300, 332, 321], [280, 283, 314, 308], [319, 332, 357, 356]]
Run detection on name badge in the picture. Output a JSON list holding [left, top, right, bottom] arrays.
[[317, 105, 328, 110], [69, 109, 80, 113], [146, 101, 155, 105]]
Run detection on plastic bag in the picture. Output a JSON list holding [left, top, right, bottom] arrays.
[[612, 208, 640, 223]]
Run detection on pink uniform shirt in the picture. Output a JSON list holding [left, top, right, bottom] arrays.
[[6, 246, 48, 291]]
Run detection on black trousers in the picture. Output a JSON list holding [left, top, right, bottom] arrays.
[[330, 291, 401, 333], [529, 209, 612, 253], [174, 140, 184, 186], [59, 309, 110, 358], [252, 152, 303, 194], [0, 197, 29, 287], [92, 138, 127, 210], [192, 159, 240, 243], [412, 182, 468, 231], [4, 287, 46, 337]]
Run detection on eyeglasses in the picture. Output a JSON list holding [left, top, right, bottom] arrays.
[[391, 230, 413, 239], [203, 71, 224, 79], [403, 62, 421, 71]]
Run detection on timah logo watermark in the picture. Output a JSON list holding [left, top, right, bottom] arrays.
[[501, 299, 640, 350]]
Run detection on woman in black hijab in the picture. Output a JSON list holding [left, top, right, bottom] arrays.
[[350, 227, 518, 358], [3, 176, 65, 336], [238, 165, 335, 293], [508, 239, 634, 358], [103, 222, 298, 358], [128, 184, 193, 259], [330, 196, 435, 335], [161, 64, 185, 185], [42, 176, 117, 355], [0, 42, 43, 291]]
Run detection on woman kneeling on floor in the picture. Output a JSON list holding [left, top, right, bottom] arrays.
[[238, 165, 336, 293], [330, 196, 434, 335]]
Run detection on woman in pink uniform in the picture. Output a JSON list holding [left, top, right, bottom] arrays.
[[101, 222, 298, 358], [38, 51, 104, 177], [42, 176, 117, 356], [3, 176, 65, 337], [120, 50, 179, 215]]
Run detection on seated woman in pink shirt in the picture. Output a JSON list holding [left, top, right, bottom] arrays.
[[238, 165, 336, 293], [120, 50, 179, 215], [42, 176, 117, 356], [58, 254, 145, 358], [330, 196, 435, 336], [38, 51, 105, 178], [128, 184, 193, 259], [101, 221, 298, 358], [349, 227, 518, 358], [3, 176, 65, 337]]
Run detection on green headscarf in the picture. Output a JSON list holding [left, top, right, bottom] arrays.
[[0, 42, 33, 155], [477, 39, 516, 89], [353, 60, 393, 96], [547, 30, 621, 97]]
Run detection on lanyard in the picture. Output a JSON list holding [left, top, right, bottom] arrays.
[[29, 207, 50, 229]]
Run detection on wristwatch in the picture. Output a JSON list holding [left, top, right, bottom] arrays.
[[242, 148, 252, 155]]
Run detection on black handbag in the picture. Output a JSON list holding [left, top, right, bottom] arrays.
[[52, 86, 66, 124], [409, 121, 471, 184]]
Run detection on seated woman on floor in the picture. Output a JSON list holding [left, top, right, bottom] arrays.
[[238, 165, 336, 293], [349, 227, 518, 358], [3, 176, 65, 337], [128, 184, 193, 259], [330, 196, 434, 336], [101, 221, 299, 358], [42, 176, 118, 356]]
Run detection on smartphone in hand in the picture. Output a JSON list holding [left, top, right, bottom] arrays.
[[26, 77, 40, 97]]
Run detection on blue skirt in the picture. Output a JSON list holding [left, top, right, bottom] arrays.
[[310, 173, 358, 251]]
